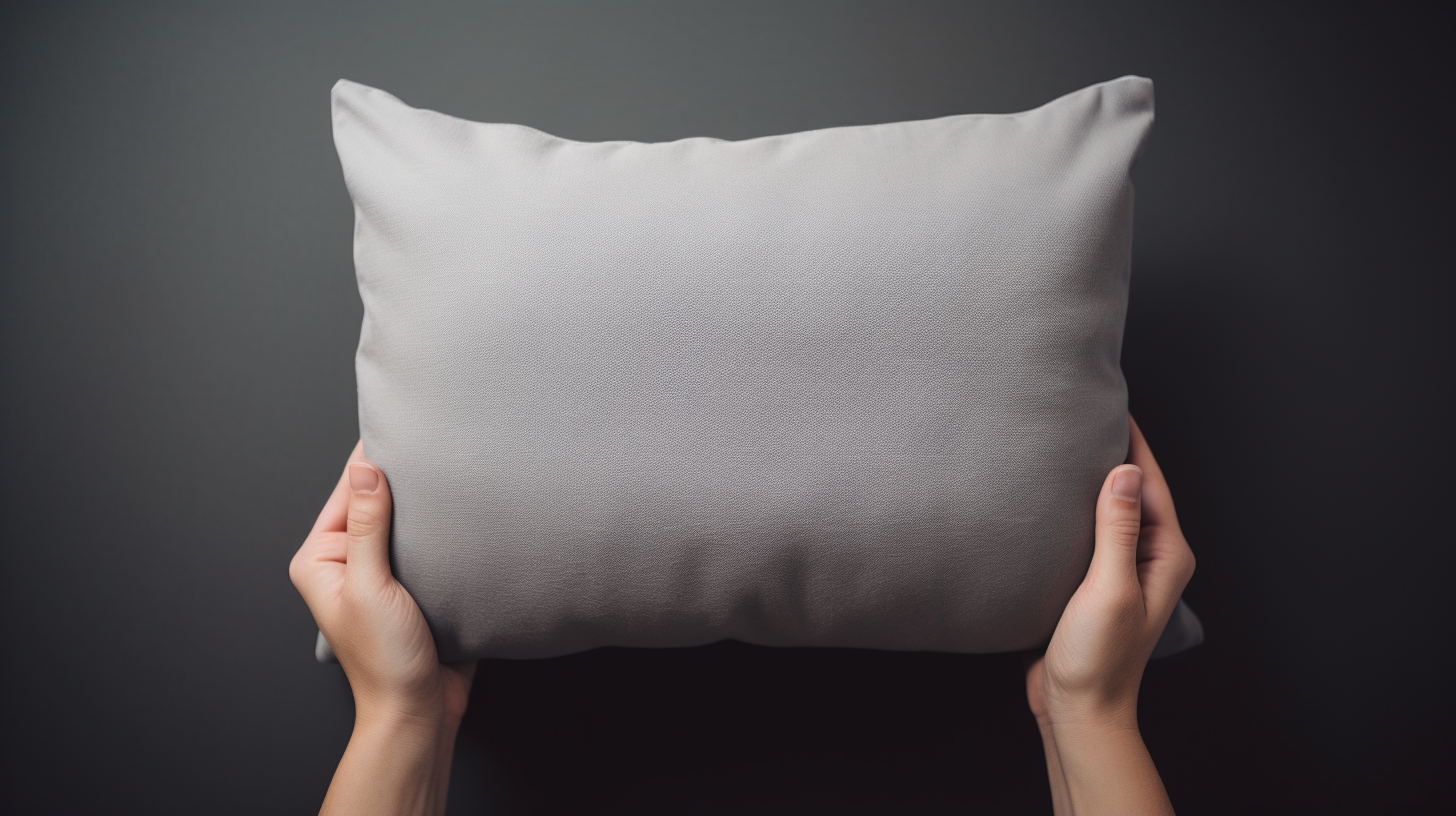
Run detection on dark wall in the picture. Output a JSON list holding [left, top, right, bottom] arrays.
[[1, 2, 1447, 813]]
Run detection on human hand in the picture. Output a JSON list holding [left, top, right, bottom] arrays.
[[290, 441, 475, 816], [1024, 415, 1195, 815], [291, 440, 476, 723], [1026, 414, 1196, 726]]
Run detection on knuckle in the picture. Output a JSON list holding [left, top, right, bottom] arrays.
[[347, 507, 382, 538], [1103, 516, 1143, 542], [1165, 538, 1196, 575], [288, 550, 308, 588], [1178, 550, 1197, 585]]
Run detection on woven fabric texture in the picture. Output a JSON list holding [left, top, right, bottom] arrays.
[[325, 75, 1202, 661]]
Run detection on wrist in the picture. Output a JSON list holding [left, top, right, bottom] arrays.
[[354, 690, 462, 736], [351, 705, 462, 766], [1043, 695, 1140, 735], [324, 693, 462, 816]]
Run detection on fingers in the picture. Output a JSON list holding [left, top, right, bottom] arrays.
[[1127, 416, 1179, 531], [293, 441, 367, 601], [345, 459, 394, 581], [1125, 416, 1196, 615], [309, 439, 367, 536], [1090, 463, 1145, 585]]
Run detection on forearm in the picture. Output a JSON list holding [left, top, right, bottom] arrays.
[[321, 706, 461, 816], [1045, 715, 1174, 816]]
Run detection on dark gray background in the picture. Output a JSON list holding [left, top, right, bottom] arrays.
[[1, 2, 1447, 813]]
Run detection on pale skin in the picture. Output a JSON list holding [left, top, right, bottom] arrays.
[[291, 414, 1193, 814], [289, 441, 476, 816], [1024, 414, 1195, 815]]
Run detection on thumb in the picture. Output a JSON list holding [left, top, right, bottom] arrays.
[[1090, 464, 1144, 585], [345, 461, 393, 580]]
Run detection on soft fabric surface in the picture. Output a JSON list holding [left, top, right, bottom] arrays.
[[324, 75, 1202, 662]]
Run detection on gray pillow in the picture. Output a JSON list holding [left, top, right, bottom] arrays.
[[321, 75, 1202, 663]]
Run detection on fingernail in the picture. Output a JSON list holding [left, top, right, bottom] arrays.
[[349, 463, 379, 494], [1112, 466, 1142, 502]]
